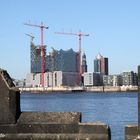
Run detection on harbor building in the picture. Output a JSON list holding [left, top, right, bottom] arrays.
[[83, 72, 102, 86], [26, 71, 78, 87], [121, 71, 138, 86], [44, 71, 78, 87], [29, 45, 80, 86], [83, 73, 93, 86], [103, 75, 113, 86], [26, 73, 41, 87], [103, 75, 122, 86], [102, 72, 138, 86], [94, 53, 108, 75], [112, 75, 122, 86]]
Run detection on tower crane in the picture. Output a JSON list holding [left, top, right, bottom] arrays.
[[24, 22, 49, 87], [55, 31, 89, 85], [25, 33, 35, 42]]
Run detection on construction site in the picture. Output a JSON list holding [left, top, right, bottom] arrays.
[[21, 22, 138, 92], [24, 22, 89, 89]]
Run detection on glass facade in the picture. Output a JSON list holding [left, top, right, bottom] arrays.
[[31, 44, 79, 74], [46, 48, 77, 72], [30, 43, 46, 73]]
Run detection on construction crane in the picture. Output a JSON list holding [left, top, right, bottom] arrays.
[[25, 33, 35, 42], [24, 22, 49, 87], [55, 31, 89, 85]]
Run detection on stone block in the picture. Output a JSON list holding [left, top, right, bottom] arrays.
[[79, 122, 111, 140], [0, 133, 110, 140], [17, 124, 79, 133], [0, 124, 17, 133], [125, 125, 138, 140], [0, 69, 20, 124], [18, 112, 81, 124], [79, 122, 110, 134]]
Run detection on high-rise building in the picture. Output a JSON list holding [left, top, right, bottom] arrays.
[[94, 53, 109, 75], [81, 52, 87, 73]]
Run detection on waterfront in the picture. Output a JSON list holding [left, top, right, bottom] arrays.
[[21, 92, 137, 140], [20, 85, 138, 93]]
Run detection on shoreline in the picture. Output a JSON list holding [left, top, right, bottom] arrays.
[[19, 86, 138, 93]]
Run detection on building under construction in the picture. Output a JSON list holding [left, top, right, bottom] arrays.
[[28, 35, 89, 86], [46, 48, 78, 72], [29, 42, 84, 86], [30, 42, 46, 73]]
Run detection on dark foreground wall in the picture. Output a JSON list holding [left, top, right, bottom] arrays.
[[0, 69, 20, 124], [0, 112, 111, 140], [0, 69, 111, 140], [125, 66, 140, 140]]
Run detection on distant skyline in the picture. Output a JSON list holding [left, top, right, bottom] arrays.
[[0, 0, 140, 79]]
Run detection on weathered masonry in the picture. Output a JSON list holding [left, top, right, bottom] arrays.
[[0, 69, 111, 140], [125, 66, 140, 140]]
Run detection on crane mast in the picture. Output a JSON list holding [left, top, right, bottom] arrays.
[[24, 22, 49, 87], [55, 31, 89, 85]]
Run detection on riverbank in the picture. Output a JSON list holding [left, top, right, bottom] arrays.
[[19, 85, 138, 93]]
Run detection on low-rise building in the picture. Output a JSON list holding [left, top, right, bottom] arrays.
[[113, 75, 122, 86], [103, 75, 122, 86], [103, 75, 113, 86], [13, 79, 26, 88], [26, 73, 41, 87], [83, 73, 93, 86], [121, 71, 138, 86], [26, 71, 78, 87], [83, 72, 102, 86]]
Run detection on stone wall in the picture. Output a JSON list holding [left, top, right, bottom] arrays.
[[0, 69, 111, 140], [125, 65, 140, 140], [0, 69, 20, 124], [125, 125, 138, 140]]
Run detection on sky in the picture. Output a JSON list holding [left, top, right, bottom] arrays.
[[0, 0, 140, 79]]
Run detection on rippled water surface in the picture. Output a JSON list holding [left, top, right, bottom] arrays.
[[21, 92, 137, 140]]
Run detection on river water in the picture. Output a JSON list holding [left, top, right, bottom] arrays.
[[20, 92, 138, 140]]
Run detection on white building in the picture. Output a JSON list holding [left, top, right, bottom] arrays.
[[83, 73, 93, 86], [83, 72, 102, 86], [44, 71, 63, 87], [26, 71, 78, 87], [26, 73, 41, 87]]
